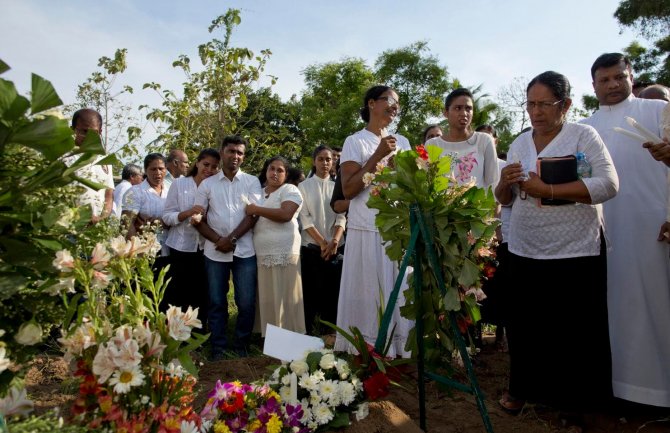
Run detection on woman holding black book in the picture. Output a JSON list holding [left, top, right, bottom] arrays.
[[495, 71, 618, 428]]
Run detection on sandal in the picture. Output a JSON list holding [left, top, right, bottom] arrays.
[[499, 390, 525, 415]]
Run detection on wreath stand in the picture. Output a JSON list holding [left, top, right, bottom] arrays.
[[373, 204, 494, 433]]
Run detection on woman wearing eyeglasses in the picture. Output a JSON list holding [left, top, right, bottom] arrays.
[[495, 71, 618, 427], [425, 88, 499, 188], [334, 85, 412, 357]]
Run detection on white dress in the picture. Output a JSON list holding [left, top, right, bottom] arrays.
[[426, 132, 499, 188], [583, 94, 670, 407], [335, 129, 412, 358]]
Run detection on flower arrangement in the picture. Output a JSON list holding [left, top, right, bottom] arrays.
[[266, 349, 369, 432], [54, 233, 208, 432], [200, 381, 308, 433], [366, 145, 498, 371]]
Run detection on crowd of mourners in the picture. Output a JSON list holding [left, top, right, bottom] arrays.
[[68, 52, 670, 431]]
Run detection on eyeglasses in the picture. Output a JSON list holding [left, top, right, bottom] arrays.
[[376, 95, 400, 107], [525, 100, 563, 110]]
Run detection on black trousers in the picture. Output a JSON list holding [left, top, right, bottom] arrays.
[[300, 245, 343, 335], [161, 248, 209, 323]]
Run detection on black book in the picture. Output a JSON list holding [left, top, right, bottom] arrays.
[[536, 155, 577, 206]]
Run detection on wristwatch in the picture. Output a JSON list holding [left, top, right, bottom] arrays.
[[230, 235, 238, 246]]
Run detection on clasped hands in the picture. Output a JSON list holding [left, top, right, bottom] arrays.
[[500, 163, 549, 199]]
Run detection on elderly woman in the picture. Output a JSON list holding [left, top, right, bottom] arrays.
[[335, 85, 412, 357], [426, 88, 499, 189], [122, 153, 170, 252], [495, 71, 618, 423], [245, 156, 305, 336], [162, 148, 220, 319]]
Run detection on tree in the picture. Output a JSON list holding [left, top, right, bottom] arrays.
[[67, 48, 142, 160], [300, 58, 376, 150], [144, 9, 291, 173], [496, 77, 531, 134], [614, 0, 670, 84], [374, 41, 451, 143]]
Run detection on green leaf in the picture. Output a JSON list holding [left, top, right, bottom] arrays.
[[71, 175, 109, 191], [305, 351, 323, 373], [0, 59, 9, 74], [9, 117, 74, 160], [0, 78, 30, 121], [0, 272, 28, 300], [95, 153, 119, 166], [32, 237, 63, 251], [327, 411, 351, 429], [458, 258, 480, 288], [443, 286, 460, 311], [77, 129, 105, 154], [30, 73, 63, 114]]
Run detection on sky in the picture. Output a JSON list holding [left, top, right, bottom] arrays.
[[0, 0, 643, 135]]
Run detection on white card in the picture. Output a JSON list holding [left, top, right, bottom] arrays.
[[262, 324, 324, 361]]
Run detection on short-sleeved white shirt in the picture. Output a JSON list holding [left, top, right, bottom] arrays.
[[194, 170, 262, 262], [65, 156, 114, 217], [123, 179, 170, 251], [340, 129, 411, 231], [507, 122, 619, 259]]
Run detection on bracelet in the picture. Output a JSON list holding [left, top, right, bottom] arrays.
[[550, 184, 554, 200]]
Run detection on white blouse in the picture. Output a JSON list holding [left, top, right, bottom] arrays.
[[163, 176, 202, 252], [253, 183, 303, 267], [507, 122, 619, 259], [426, 132, 499, 189], [123, 179, 170, 252], [298, 175, 346, 246]]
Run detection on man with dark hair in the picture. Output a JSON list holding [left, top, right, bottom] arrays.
[[112, 163, 143, 218], [69, 108, 114, 223], [165, 149, 189, 188], [194, 135, 262, 359], [582, 52, 670, 408]]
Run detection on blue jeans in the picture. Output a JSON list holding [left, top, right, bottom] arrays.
[[205, 255, 257, 352]]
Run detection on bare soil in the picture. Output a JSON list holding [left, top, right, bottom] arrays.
[[25, 338, 670, 432]]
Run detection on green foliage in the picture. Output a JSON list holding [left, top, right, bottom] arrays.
[[367, 146, 497, 372], [5, 412, 89, 433], [143, 9, 297, 174], [374, 41, 451, 143], [615, 0, 670, 85], [300, 57, 376, 150], [0, 61, 113, 396]]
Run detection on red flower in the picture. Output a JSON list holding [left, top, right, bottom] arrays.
[[483, 263, 496, 279], [363, 371, 390, 400], [456, 315, 473, 334], [416, 145, 429, 160]]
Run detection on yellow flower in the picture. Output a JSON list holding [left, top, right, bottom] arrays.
[[213, 421, 231, 433], [247, 420, 262, 431], [266, 414, 283, 433], [267, 390, 281, 402]]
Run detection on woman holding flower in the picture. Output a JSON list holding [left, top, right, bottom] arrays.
[[335, 85, 412, 357], [426, 88, 499, 189], [162, 148, 220, 320], [245, 156, 305, 336], [495, 71, 618, 422], [298, 145, 346, 334]]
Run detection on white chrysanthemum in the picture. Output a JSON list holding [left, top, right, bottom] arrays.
[[300, 402, 312, 423], [281, 374, 291, 386], [279, 385, 292, 402], [309, 391, 322, 406], [290, 359, 309, 376], [338, 381, 356, 406], [52, 249, 74, 271], [354, 402, 369, 421], [90, 243, 111, 269], [335, 359, 350, 379], [109, 365, 145, 394], [311, 370, 325, 382], [92, 345, 116, 383], [313, 403, 334, 425], [299, 373, 318, 391], [351, 376, 363, 392], [318, 380, 337, 402], [319, 353, 336, 370], [0, 347, 11, 373]]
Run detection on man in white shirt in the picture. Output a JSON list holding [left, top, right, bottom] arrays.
[[582, 52, 670, 408], [112, 163, 143, 218], [164, 149, 189, 189], [195, 135, 262, 359], [70, 109, 114, 223]]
